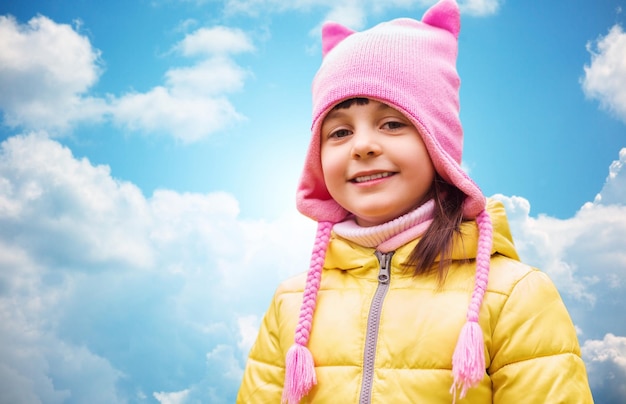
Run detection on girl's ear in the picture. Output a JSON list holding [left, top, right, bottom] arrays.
[[422, 0, 460, 39], [321, 22, 355, 57]]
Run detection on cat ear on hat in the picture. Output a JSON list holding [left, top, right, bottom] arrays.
[[321, 22, 355, 57], [422, 0, 460, 39]]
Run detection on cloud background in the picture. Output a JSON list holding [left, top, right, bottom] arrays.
[[0, 0, 625, 402], [0, 132, 316, 403]]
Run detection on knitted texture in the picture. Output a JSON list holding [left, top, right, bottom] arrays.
[[333, 199, 435, 251], [282, 221, 332, 404], [451, 209, 493, 401], [296, 0, 486, 223]]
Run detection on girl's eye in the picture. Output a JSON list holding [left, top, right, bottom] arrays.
[[329, 129, 351, 139], [382, 121, 405, 130]]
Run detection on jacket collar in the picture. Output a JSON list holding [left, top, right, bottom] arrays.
[[325, 198, 519, 274]]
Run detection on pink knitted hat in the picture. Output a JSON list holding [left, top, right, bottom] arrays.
[[284, 1, 493, 403], [297, 0, 485, 223]]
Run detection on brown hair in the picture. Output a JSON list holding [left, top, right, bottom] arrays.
[[332, 97, 369, 110], [406, 175, 466, 282]]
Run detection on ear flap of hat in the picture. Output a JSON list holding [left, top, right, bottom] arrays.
[[321, 22, 355, 57], [422, 0, 460, 39]]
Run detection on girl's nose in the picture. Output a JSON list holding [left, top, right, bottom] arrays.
[[351, 129, 382, 159]]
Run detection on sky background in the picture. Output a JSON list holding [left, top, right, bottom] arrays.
[[0, 0, 625, 403]]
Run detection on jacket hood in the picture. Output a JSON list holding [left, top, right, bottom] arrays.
[[453, 198, 519, 261]]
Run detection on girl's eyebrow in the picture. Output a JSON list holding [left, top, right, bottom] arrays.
[[377, 103, 397, 113], [324, 109, 349, 121]]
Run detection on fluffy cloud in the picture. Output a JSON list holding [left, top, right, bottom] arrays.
[[0, 15, 106, 132], [111, 27, 254, 142], [0, 16, 253, 142], [492, 149, 626, 338], [492, 149, 626, 402], [582, 24, 626, 123], [594, 148, 626, 205], [154, 389, 190, 404], [0, 133, 313, 402], [582, 334, 626, 403], [0, 2, 506, 140], [110, 87, 243, 143], [0, 133, 154, 268], [175, 26, 254, 56]]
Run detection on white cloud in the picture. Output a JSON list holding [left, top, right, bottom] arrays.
[[582, 24, 626, 123], [0, 132, 313, 402], [154, 389, 190, 404], [111, 26, 254, 143], [495, 195, 596, 304], [490, 149, 626, 402], [583, 334, 626, 368], [0, 241, 125, 403], [0, 133, 154, 268], [582, 334, 626, 402], [491, 149, 626, 348], [0, 15, 107, 132], [0, 16, 253, 142], [165, 57, 248, 96], [207, 345, 244, 382], [110, 86, 243, 143], [117, 55, 250, 143], [594, 148, 626, 205], [176, 26, 254, 56], [237, 314, 261, 359], [200, 345, 245, 403]]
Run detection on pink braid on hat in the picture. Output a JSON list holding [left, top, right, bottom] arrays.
[[451, 210, 493, 401], [282, 221, 332, 404], [289, 0, 493, 401]]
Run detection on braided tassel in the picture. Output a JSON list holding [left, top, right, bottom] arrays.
[[282, 221, 332, 404], [451, 209, 492, 402]]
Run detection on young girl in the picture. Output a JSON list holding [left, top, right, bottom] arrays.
[[237, 0, 593, 402]]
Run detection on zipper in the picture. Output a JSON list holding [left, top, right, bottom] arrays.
[[359, 250, 394, 404]]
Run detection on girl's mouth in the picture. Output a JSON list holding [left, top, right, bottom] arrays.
[[351, 172, 395, 183]]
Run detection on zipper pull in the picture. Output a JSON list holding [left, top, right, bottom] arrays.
[[375, 251, 393, 284]]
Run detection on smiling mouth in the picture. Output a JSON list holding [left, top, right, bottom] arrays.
[[351, 172, 395, 183]]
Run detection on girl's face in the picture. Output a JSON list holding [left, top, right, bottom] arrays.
[[320, 99, 435, 227]]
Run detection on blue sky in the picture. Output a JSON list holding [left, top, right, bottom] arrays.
[[0, 0, 625, 403]]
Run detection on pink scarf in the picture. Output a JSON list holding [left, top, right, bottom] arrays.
[[332, 199, 435, 253]]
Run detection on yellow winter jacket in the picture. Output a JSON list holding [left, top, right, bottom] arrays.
[[237, 200, 593, 403]]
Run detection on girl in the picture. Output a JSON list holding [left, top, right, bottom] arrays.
[[237, 0, 593, 402]]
